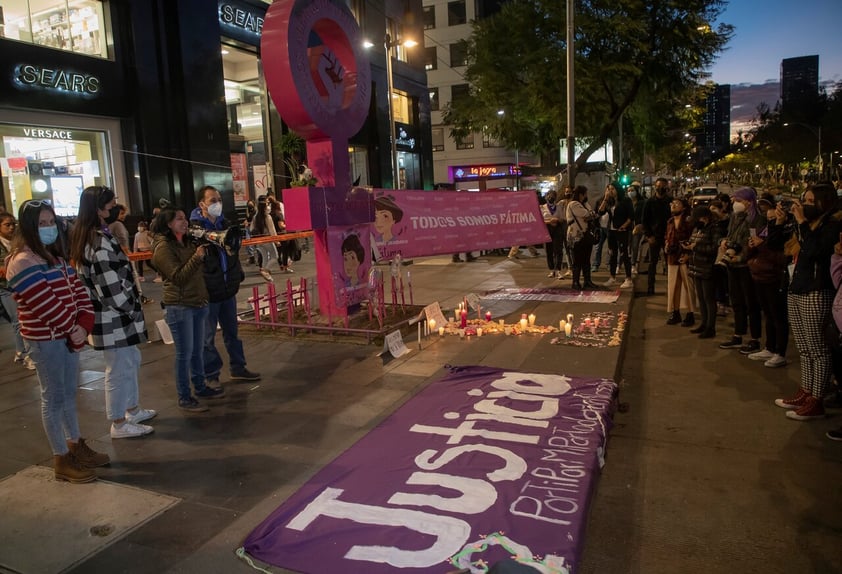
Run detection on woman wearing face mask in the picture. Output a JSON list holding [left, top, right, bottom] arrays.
[[687, 206, 722, 338], [566, 185, 599, 290], [5, 199, 108, 483], [773, 182, 842, 420], [69, 186, 156, 439], [664, 198, 697, 326], [717, 187, 765, 353]]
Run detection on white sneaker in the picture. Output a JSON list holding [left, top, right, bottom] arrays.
[[110, 421, 154, 439], [153, 276, 163, 283], [23, 356, 36, 370], [764, 354, 788, 368], [547, 271, 557, 278], [603, 277, 618, 287], [620, 278, 634, 289], [631, 265, 638, 276], [560, 269, 572, 278], [748, 349, 775, 361], [126, 408, 157, 425]]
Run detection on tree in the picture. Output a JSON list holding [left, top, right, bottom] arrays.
[[443, 0, 733, 182]]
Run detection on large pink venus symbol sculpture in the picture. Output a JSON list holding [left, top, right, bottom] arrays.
[[261, 0, 374, 318]]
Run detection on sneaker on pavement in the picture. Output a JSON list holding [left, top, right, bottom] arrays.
[[23, 356, 36, 370], [739, 340, 762, 355], [560, 270, 572, 278], [230, 368, 261, 382], [603, 277, 618, 287], [764, 354, 788, 368], [126, 408, 157, 424], [259, 269, 273, 282], [195, 386, 225, 399], [826, 427, 842, 441], [785, 396, 825, 421], [631, 265, 638, 276], [718, 335, 743, 349], [206, 377, 221, 389], [111, 421, 154, 439], [547, 271, 557, 278], [748, 348, 775, 361], [775, 388, 809, 410], [14, 351, 25, 364], [153, 275, 163, 283], [178, 397, 209, 412], [620, 278, 634, 289]]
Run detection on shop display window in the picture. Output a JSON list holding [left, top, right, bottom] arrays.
[[0, 122, 111, 216], [0, 0, 110, 59]]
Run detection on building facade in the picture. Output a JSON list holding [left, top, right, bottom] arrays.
[[781, 54, 819, 113], [422, 0, 537, 191], [0, 0, 432, 220]]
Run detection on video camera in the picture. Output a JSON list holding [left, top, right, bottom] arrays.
[[187, 224, 242, 256]]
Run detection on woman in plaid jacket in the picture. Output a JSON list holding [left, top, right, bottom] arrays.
[[69, 186, 156, 440]]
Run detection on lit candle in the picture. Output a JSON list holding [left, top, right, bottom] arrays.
[[528, 313, 536, 326], [459, 329, 466, 338], [429, 318, 437, 332], [485, 311, 492, 322], [439, 326, 445, 336], [520, 317, 528, 330], [477, 327, 483, 337], [567, 313, 574, 324], [560, 319, 566, 331], [499, 319, 505, 327], [455, 307, 461, 318], [417, 321, 421, 347], [565, 323, 572, 337], [460, 309, 468, 328], [504, 326, 512, 335], [593, 317, 600, 328]]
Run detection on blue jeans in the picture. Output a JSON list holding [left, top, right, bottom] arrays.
[[165, 305, 209, 401], [204, 295, 247, 379], [1, 290, 26, 355], [103, 345, 141, 420], [27, 339, 81, 455]]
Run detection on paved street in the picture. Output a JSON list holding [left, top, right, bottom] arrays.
[[0, 247, 840, 573]]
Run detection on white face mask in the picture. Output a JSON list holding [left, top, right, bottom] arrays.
[[207, 202, 223, 218], [732, 202, 746, 214]]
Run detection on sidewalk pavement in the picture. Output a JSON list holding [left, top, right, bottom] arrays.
[[0, 249, 839, 573]]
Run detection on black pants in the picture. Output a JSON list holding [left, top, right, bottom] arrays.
[[727, 266, 762, 339], [571, 237, 593, 284], [607, 229, 632, 278], [754, 279, 788, 356], [647, 239, 664, 291], [694, 275, 717, 335]]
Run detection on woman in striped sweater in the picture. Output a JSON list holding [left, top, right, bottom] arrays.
[[5, 200, 109, 483]]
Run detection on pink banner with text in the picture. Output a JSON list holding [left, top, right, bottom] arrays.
[[371, 190, 550, 262]]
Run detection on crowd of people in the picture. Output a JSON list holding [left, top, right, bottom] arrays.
[[2, 178, 841, 486], [0, 185, 261, 483], [539, 178, 842, 440]]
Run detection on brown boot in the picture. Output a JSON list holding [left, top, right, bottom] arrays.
[[785, 395, 825, 421], [68, 438, 110, 468], [54, 452, 97, 483], [774, 388, 809, 410]]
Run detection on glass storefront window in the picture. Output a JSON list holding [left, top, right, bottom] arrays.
[[0, 0, 109, 59], [0, 122, 111, 216], [223, 43, 269, 204], [392, 89, 411, 125]]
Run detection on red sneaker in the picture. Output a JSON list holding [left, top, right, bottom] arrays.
[[785, 395, 825, 421], [774, 388, 808, 410]]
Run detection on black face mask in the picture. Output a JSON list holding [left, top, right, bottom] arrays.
[[103, 206, 121, 225], [695, 220, 707, 229], [802, 205, 821, 221]]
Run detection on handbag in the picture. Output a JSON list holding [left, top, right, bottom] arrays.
[[571, 209, 599, 244]]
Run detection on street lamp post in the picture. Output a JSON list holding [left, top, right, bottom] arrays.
[[383, 33, 416, 189], [784, 122, 822, 179]]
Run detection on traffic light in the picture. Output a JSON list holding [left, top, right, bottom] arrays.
[[619, 172, 630, 186]]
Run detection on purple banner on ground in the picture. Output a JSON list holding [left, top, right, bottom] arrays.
[[372, 190, 550, 262], [482, 288, 621, 304], [243, 366, 617, 574]]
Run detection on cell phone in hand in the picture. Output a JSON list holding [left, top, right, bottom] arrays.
[[749, 228, 757, 238]]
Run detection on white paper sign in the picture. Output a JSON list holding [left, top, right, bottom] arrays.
[[378, 330, 410, 358], [466, 292, 481, 311], [423, 302, 448, 328]]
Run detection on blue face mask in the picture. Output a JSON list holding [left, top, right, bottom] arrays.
[[39, 225, 59, 245]]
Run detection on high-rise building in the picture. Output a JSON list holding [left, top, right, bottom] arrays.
[[423, 0, 537, 190], [781, 55, 819, 112], [692, 83, 730, 168]]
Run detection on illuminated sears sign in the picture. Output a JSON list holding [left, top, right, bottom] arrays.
[[15, 64, 100, 95], [219, 1, 264, 36]]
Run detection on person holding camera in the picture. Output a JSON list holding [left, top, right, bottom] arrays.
[[717, 187, 765, 353], [773, 183, 842, 421], [152, 207, 224, 412], [190, 186, 260, 388], [664, 198, 697, 326]]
